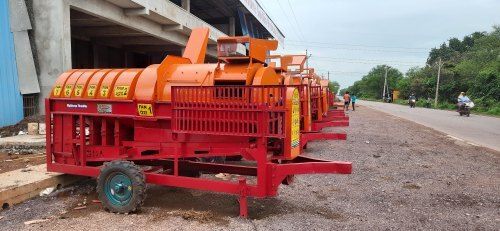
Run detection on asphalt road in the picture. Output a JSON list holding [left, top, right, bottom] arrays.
[[359, 100, 500, 152]]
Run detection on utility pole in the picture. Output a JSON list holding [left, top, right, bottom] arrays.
[[305, 49, 312, 74], [434, 57, 442, 107], [382, 66, 388, 100], [327, 71, 330, 81], [305, 49, 309, 70]]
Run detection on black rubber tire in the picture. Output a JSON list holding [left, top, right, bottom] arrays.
[[97, 160, 146, 214], [225, 156, 243, 161]]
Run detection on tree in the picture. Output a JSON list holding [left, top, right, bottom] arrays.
[[342, 25, 500, 115], [343, 65, 403, 99], [399, 26, 499, 113], [328, 81, 340, 95], [449, 37, 465, 52]]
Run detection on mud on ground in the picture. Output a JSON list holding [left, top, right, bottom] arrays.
[[0, 106, 498, 230], [0, 115, 44, 138], [0, 152, 45, 174]]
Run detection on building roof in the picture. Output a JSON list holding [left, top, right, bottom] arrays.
[[176, 0, 285, 44]]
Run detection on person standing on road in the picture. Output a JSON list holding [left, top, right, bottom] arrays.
[[343, 91, 351, 111], [351, 95, 357, 111]]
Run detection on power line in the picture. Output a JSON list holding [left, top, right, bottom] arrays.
[[310, 58, 419, 66], [285, 0, 305, 41], [286, 43, 429, 54], [256, 0, 294, 40], [275, 0, 305, 42], [256, 1, 278, 27], [287, 39, 429, 50], [315, 70, 367, 74], [313, 56, 423, 65]]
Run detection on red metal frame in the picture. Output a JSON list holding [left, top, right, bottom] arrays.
[[295, 85, 349, 144], [312, 120, 350, 131], [300, 132, 346, 149], [322, 114, 349, 121], [310, 86, 323, 121], [46, 85, 351, 217]]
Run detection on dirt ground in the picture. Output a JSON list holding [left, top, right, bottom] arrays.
[[0, 115, 44, 138], [0, 105, 498, 230], [0, 153, 45, 174]]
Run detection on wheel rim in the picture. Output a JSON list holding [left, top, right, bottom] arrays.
[[104, 172, 133, 206]]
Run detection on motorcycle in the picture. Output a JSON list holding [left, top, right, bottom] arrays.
[[409, 99, 416, 108], [458, 101, 474, 117]]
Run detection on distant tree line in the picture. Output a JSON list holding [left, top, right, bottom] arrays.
[[340, 26, 500, 115], [328, 81, 340, 95]]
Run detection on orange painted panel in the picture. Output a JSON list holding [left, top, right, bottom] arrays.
[[96, 69, 125, 99], [182, 28, 209, 64], [252, 66, 280, 85], [134, 64, 159, 102], [159, 64, 217, 102], [72, 69, 100, 98], [84, 69, 112, 99], [214, 63, 260, 85], [110, 69, 143, 100], [61, 70, 86, 98], [51, 70, 76, 98]]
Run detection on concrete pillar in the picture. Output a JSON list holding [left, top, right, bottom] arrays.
[[229, 17, 235, 36], [32, 0, 72, 114], [181, 0, 190, 12], [92, 43, 99, 68]]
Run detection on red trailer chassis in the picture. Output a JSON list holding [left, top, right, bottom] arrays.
[[46, 85, 351, 217], [298, 85, 349, 149]]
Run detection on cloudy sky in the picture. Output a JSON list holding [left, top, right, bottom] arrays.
[[258, 0, 500, 89]]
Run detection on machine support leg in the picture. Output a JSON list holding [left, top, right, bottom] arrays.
[[301, 132, 347, 149], [238, 177, 248, 218]]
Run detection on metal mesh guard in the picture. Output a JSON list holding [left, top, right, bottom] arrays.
[[171, 85, 289, 138]]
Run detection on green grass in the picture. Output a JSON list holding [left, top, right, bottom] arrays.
[[472, 105, 500, 117]]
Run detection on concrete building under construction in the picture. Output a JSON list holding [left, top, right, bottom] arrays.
[[0, 0, 284, 126]]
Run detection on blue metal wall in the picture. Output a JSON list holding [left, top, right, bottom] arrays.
[[0, 0, 24, 127]]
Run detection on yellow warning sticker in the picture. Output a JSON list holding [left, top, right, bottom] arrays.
[[137, 104, 153, 117], [100, 86, 110, 97], [64, 85, 73, 97], [53, 85, 62, 96], [291, 89, 300, 148], [114, 86, 129, 98], [74, 84, 84, 97], [87, 85, 97, 97]]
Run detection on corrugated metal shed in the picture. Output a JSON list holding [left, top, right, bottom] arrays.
[[0, 0, 24, 127]]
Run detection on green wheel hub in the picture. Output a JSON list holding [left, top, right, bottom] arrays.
[[104, 172, 133, 206], [97, 161, 145, 213]]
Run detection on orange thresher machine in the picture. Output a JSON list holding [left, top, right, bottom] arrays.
[[46, 28, 351, 217], [269, 55, 350, 148]]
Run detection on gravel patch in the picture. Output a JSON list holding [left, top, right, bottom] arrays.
[[0, 105, 498, 230]]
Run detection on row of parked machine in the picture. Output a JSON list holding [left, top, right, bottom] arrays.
[[46, 28, 351, 217]]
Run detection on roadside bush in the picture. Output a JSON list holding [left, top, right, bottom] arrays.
[[436, 102, 456, 110], [486, 106, 500, 116], [345, 26, 499, 117]]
